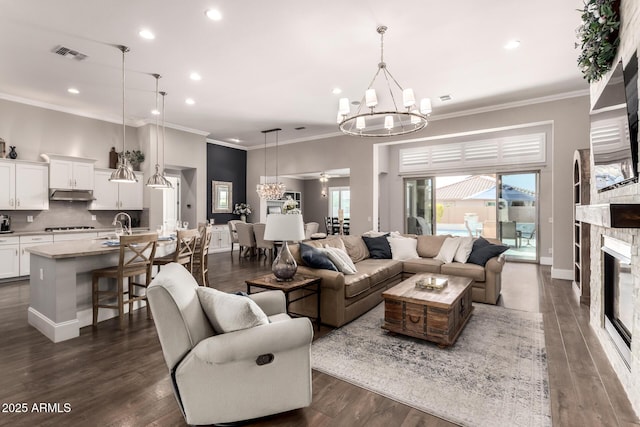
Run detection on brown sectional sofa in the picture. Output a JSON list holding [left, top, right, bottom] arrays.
[[290, 234, 506, 328]]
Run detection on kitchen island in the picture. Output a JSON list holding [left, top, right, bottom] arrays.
[[27, 235, 174, 343]]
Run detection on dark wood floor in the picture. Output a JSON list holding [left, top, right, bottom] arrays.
[[0, 253, 638, 426]]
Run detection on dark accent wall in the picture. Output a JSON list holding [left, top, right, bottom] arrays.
[[207, 143, 247, 224]]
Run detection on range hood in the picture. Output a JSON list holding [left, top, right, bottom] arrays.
[[49, 189, 95, 202]]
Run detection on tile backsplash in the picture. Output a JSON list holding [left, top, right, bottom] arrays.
[[2, 201, 144, 232]]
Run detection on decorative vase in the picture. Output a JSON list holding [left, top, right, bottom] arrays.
[[240, 214, 246, 222], [272, 241, 297, 281], [8, 146, 17, 159], [109, 147, 118, 169]]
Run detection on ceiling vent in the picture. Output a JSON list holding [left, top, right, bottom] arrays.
[[52, 45, 88, 61], [439, 94, 452, 102]]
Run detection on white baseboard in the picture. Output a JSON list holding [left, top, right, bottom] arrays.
[[28, 307, 79, 343], [540, 256, 552, 266], [551, 268, 574, 281]]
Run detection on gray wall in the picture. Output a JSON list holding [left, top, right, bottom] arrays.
[[247, 135, 375, 234], [303, 177, 350, 228], [261, 96, 590, 275]]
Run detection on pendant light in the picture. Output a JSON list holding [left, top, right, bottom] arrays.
[[146, 74, 172, 189], [256, 128, 285, 200], [109, 45, 137, 183], [159, 91, 173, 189]]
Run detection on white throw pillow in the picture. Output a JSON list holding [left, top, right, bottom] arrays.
[[387, 236, 419, 261], [435, 237, 461, 263], [196, 287, 269, 334], [323, 245, 357, 274], [454, 236, 475, 263]]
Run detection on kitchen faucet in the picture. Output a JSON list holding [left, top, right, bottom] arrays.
[[112, 212, 132, 235]]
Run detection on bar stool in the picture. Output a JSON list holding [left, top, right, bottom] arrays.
[[153, 228, 199, 273], [92, 233, 158, 330], [192, 223, 213, 286]]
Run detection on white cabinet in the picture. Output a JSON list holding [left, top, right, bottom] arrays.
[[209, 224, 232, 253], [47, 155, 95, 190], [0, 236, 19, 279], [0, 160, 49, 210], [0, 161, 15, 210], [90, 169, 144, 210], [19, 234, 53, 276], [16, 163, 49, 210]]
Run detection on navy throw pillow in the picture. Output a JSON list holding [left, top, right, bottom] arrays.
[[362, 234, 392, 259], [467, 238, 508, 266], [300, 242, 337, 271]]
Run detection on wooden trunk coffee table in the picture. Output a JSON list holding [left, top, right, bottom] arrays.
[[382, 273, 474, 347]]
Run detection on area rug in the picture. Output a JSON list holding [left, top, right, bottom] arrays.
[[311, 303, 551, 427]]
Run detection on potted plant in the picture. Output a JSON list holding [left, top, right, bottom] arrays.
[[123, 150, 145, 171]]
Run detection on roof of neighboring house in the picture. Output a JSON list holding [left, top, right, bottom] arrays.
[[437, 176, 496, 200]]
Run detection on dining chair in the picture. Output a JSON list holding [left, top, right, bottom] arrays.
[[227, 220, 241, 254], [304, 222, 319, 240], [193, 223, 213, 286], [92, 233, 158, 330], [324, 217, 333, 235], [253, 222, 274, 258], [235, 222, 257, 258], [153, 228, 200, 273]]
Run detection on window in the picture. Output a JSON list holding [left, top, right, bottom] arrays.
[[329, 187, 350, 218]]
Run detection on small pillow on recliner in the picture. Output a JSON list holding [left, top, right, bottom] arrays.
[[300, 242, 337, 271], [196, 287, 269, 334]]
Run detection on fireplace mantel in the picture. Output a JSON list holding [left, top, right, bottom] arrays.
[[576, 204, 640, 228]]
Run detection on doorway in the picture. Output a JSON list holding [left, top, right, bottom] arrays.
[[163, 175, 181, 230]]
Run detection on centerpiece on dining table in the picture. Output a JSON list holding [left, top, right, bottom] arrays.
[[233, 203, 252, 222]]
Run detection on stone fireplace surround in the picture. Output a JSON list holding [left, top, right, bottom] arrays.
[[577, 201, 640, 412]]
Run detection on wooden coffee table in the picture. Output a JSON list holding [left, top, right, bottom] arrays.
[[382, 273, 474, 347], [246, 273, 321, 330]]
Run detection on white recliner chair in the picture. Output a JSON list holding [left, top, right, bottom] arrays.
[[147, 263, 313, 425]]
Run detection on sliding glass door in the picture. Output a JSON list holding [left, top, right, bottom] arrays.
[[497, 172, 538, 262], [404, 172, 539, 262], [404, 178, 434, 235]]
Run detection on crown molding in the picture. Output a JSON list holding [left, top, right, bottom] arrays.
[[0, 92, 140, 127], [206, 138, 247, 150], [430, 89, 589, 121], [141, 118, 209, 136], [0, 91, 211, 136]]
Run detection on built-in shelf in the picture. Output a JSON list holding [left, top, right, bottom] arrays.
[[573, 149, 591, 306]]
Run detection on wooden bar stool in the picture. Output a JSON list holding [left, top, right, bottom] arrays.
[[153, 228, 199, 273], [192, 223, 213, 286], [92, 233, 158, 330]]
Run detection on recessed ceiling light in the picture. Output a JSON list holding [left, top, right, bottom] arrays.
[[139, 29, 155, 40], [67, 88, 79, 94], [185, 98, 195, 105], [439, 94, 452, 101], [229, 138, 242, 143], [504, 40, 520, 50], [151, 109, 160, 115], [332, 88, 342, 95], [205, 9, 222, 21], [190, 72, 202, 81]]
